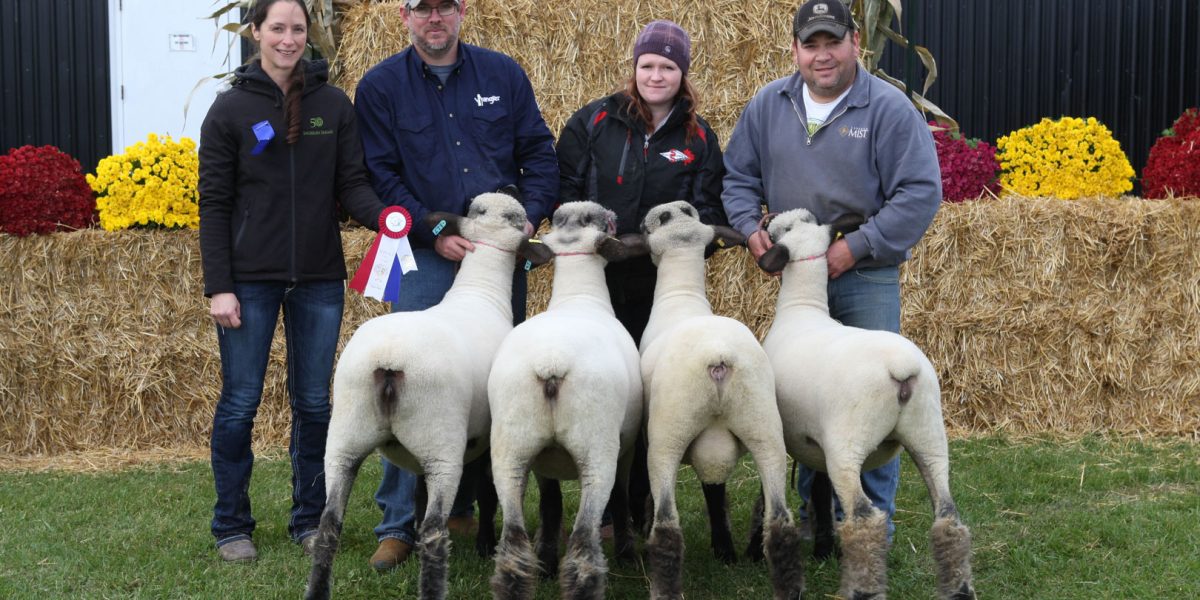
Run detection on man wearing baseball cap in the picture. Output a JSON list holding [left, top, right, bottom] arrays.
[[721, 0, 942, 565], [353, 0, 558, 571]]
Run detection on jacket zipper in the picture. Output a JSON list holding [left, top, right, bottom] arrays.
[[616, 131, 632, 185], [289, 143, 297, 282], [792, 96, 852, 146]]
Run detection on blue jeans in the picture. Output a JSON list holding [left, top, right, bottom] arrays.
[[796, 266, 902, 539], [374, 248, 528, 543], [210, 280, 344, 546]]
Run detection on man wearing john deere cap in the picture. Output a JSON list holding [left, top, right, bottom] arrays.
[[721, 0, 942, 543]]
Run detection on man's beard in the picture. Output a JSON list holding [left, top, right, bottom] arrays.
[[413, 30, 455, 59]]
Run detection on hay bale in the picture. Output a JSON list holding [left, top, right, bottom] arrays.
[[0, 198, 1197, 456], [335, 0, 797, 143]]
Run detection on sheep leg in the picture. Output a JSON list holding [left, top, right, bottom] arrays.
[[701, 483, 736, 564], [304, 452, 368, 600], [828, 457, 888, 600], [608, 447, 637, 564], [744, 490, 766, 561], [474, 455, 500, 558], [734, 420, 805, 600], [902, 442, 975, 600], [560, 464, 613, 600], [417, 463, 462, 600], [305, 414, 387, 600], [646, 427, 692, 600], [534, 475, 564, 578], [490, 455, 537, 600], [811, 471, 837, 560], [627, 428, 651, 536]]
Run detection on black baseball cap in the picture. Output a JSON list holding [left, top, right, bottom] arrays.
[[793, 0, 856, 42]]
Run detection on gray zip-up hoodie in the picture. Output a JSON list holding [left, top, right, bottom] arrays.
[[721, 64, 941, 267]]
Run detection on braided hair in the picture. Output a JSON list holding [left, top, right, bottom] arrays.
[[249, 0, 310, 144]]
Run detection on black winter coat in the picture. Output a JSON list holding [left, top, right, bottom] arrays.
[[198, 59, 383, 297], [556, 92, 727, 305]]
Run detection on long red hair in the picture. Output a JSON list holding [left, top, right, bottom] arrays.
[[620, 75, 702, 144]]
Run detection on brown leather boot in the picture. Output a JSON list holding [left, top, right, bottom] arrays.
[[370, 538, 413, 571], [447, 515, 478, 536]]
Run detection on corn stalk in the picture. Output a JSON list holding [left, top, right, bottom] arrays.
[[187, 0, 363, 124], [202, 0, 368, 64], [851, 0, 957, 131]]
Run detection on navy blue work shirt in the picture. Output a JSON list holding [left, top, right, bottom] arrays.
[[354, 43, 558, 248]]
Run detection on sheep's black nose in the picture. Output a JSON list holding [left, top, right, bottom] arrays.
[[659, 212, 673, 226]]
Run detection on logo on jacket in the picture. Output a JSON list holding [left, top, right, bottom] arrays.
[[304, 115, 333, 136], [839, 126, 869, 139], [660, 148, 696, 165], [475, 94, 501, 107]]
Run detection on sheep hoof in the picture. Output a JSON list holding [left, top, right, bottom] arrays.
[[949, 581, 976, 600], [712, 539, 737, 565], [647, 525, 685, 599], [813, 532, 837, 561]]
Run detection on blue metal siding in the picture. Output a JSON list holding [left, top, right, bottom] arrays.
[[1, 0, 111, 173]]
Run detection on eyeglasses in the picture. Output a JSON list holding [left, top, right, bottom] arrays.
[[409, 2, 459, 19]]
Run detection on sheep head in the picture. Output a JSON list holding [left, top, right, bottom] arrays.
[[757, 208, 863, 273], [640, 201, 745, 265], [541, 201, 647, 263], [424, 191, 554, 266]]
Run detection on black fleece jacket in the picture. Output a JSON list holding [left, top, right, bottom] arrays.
[[556, 92, 727, 304], [198, 59, 383, 297]]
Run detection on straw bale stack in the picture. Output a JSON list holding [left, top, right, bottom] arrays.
[[335, 0, 798, 143], [0, 198, 1197, 456]]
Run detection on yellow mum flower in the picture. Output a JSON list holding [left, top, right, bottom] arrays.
[[90, 134, 200, 231], [996, 117, 1134, 199]]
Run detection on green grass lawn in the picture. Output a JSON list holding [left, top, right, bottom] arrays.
[[0, 436, 1196, 599]]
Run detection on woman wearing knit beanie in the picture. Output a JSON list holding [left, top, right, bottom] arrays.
[[554, 15, 731, 564], [557, 19, 727, 345]]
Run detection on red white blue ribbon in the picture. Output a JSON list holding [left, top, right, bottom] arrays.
[[349, 206, 418, 302]]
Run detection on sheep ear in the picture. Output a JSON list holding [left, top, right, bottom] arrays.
[[757, 244, 789, 274], [424, 211, 464, 238], [517, 238, 555, 267], [598, 233, 649, 262], [495, 184, 523, 203], [830, 213, 865, 238], [710, 226, 747, 250]]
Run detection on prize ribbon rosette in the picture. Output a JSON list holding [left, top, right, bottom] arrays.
[[349, 206, 419, 301]]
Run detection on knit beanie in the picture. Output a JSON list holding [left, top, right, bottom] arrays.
[[632, 20, 691, 76]]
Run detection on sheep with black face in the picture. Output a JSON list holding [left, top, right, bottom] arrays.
[[638, 201, 804, 600], [487, 201, 645, 600], [755, 207, 976, 600], [304, 192, 553, 600]]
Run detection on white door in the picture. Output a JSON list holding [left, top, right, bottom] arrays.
[[108, 0, 243, 153]]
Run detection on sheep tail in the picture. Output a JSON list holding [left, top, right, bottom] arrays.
[[542, 375, 561, 401], [374, 368, 403, 418], [708, 361, 729, 383], [896, 374, 915, 405]]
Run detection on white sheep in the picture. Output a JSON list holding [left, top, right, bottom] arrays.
[[755, 207, 976, 600], [304, 192, 553, 600], [638, 201, 805, 600], [487, 201, 645, 600]]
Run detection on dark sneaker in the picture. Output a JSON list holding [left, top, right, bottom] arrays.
[[370, 538, 413, 571], [217, 539, 257, 563]]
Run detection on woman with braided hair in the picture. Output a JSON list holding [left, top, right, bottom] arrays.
[[197, 0, 385, 563]]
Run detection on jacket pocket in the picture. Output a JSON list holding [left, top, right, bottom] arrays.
[[472, 104, 512, 156]]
